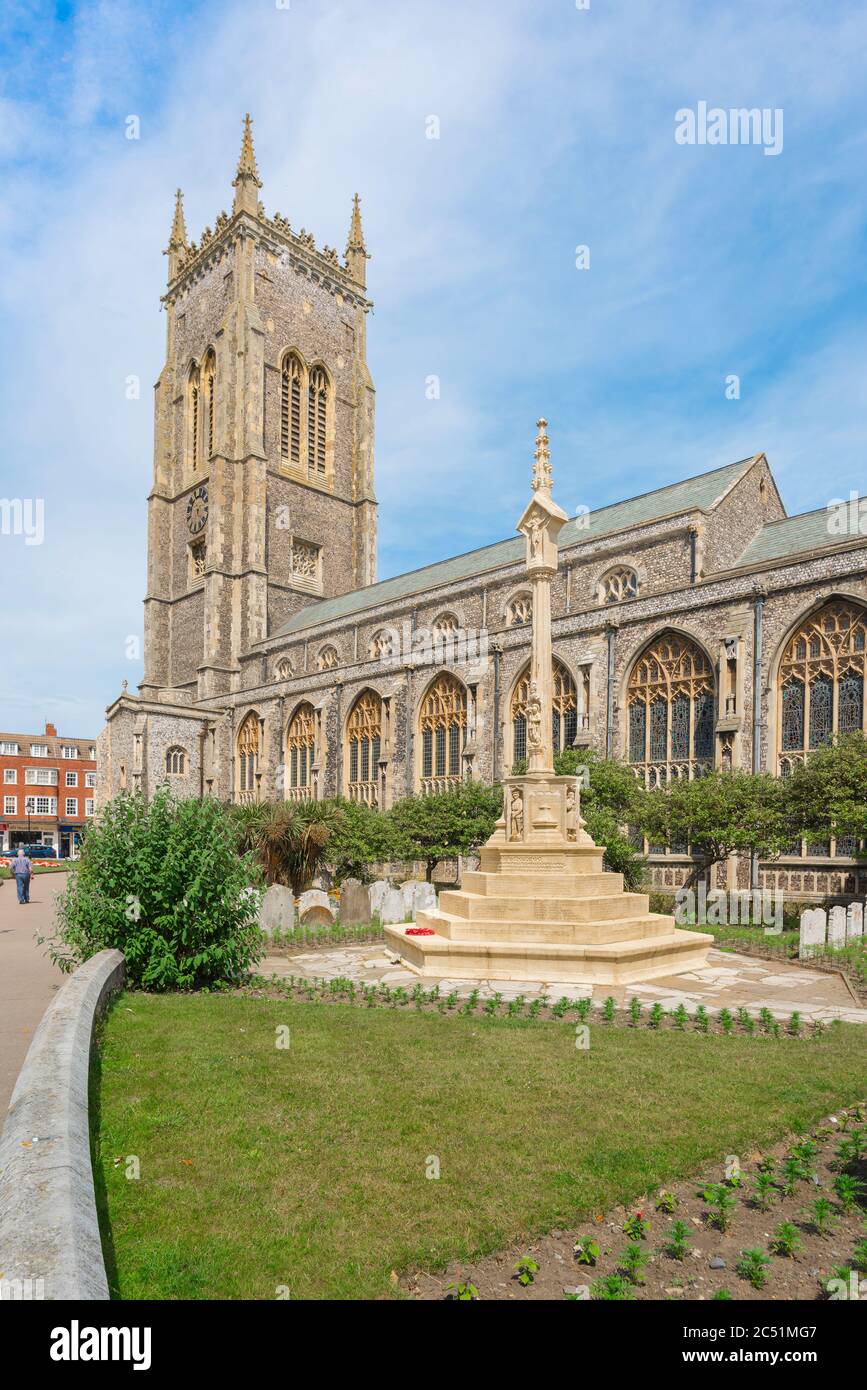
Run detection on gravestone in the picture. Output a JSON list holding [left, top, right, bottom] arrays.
[[379, 886, 406, 925], [258, 884, 295, 936], [368, 879, 390, 920], [400, 879, 437, 921], [298, 888, 336, 926], [799, 908, 826, 959], [339, 878, 371, 925], [846, 901, 864, 941], [827, 904, 847, 946]]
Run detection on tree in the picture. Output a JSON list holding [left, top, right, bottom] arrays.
[[640, 771, 788, 887], [554, 745, 647, 890], [229, 799, 344, 894], [51, 788, 264, 990], [326, 797, 395, 881], [387, 781, 503, 881], [782, 733, 867, 846]]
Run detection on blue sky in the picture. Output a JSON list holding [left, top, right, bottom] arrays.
[[1, 0, 867, 735]]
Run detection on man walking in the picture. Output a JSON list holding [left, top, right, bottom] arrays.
[[11, 848, 32, 905]]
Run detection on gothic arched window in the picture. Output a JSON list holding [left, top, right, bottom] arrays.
[[506, 593, 532, 627], [510, 660, 578, 766], [165, 746, 187, 776], [626, 632, 715, 787], [237, 713, 260, 803], [317, 644, 339, 672], [202, 349, 216, 459], [600, 566, 639, 604], [281, 353, 302, 466], [286, 702, 316, 800], [419, 673, 467, 793], [346, 691, 382, 806], [369, 629, 395, 660], [777, 601, 867, 776], [307, 366, 328, 478], [187, 362, 201, 471], [274, 658, 292, 681]]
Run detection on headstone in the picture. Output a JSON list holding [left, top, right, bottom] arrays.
[[799, 908, 826, 959], [339, 878, 371, 925], [827, 904, 847, 946], [400, 879, 437, 920], [298, 888, 336, 926], [846, 901, 864, 941], [369, 879, 390, 920], [380, 886, 406, 925], [258, 884, 295, 936]]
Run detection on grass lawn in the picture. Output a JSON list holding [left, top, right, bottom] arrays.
[[93, 993, 865, 1300]]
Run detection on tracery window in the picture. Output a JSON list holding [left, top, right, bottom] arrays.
[[432, 612, 460, 640], [601, 566, 639, 604], [777, 601, 867, 775], [286, 703, 316, 801], [318, 645, 339, 672], [237, 713, 260, 803], [281, 353, 302, 466], [275, 659, 292, 681], [307, 367, 328, 478], [506, 594, 532, 628], [165, 747, 186, 776], [369, 629, 395, 660], [188, 363, 201, 470], [419, 673, 467, 793], [511, 660, 577, 766], [626, 632, 715, 788], [346, 691, 382, 806], [777, 601, 867, 859]]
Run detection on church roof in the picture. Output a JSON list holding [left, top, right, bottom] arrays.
[[273, 454, 758, 638], [733, 507, 844, 568]]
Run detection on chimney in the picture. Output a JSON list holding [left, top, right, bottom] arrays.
[[45, 721, 57, 737]]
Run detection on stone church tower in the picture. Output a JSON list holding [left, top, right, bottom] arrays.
[[141, 115, 376, 705]]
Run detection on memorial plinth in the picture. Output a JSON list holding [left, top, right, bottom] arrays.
[[385, 420, 712, 984]]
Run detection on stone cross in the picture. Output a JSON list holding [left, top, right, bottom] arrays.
[[517, 420, 569, 774]]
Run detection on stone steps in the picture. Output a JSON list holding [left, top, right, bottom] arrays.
[[461, 870, 624, 898], [438, 889, 650, 923], [384, 922, 714, 985], [431, 910, 672, 945]]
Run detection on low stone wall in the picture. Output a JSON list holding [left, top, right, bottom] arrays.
[[0, 948, 124, 1301]]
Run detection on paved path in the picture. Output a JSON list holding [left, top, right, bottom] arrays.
[[0, 872, 67, 1116], [262, 943, 867, 1025]]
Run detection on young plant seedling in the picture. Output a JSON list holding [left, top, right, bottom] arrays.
[[736, 1248, 771, 1290], [514, 1257, 539, 1287]]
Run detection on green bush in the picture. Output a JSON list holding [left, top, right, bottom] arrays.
[[50, 789, 264, 990], [388, 781, 503, 881]]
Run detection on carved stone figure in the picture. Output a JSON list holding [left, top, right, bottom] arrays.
[[526, 690, 543, 749], [565, 783, 578, 842], [509, 787, 524, 841]]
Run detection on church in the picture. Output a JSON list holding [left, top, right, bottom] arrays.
[[99, 117, 867, 899]]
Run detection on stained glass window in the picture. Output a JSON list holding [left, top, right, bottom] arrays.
[[670, 692, 690, 759], [649, 698, 667, 762], [628, 702, 646, 763], [511, 660, 577, 766], [838, 672, 864, 734], [419, 673, 466, 792], [346, 691, 382, 805], [694, 690, 715, 759], [781, 680, 804, 752], [286, 703, 316, 798], [808, 674, 832, 748]]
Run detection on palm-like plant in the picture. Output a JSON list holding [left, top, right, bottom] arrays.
[[229, 800, 344, 894]]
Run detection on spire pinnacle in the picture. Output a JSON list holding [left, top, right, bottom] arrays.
[[164, 189, 189, 279], [531, 418, 552, 495], [345, 192, 370, 287], [232, 113, 262, 215]]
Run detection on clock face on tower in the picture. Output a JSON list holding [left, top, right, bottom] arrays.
[[186, 485, 208, 535]]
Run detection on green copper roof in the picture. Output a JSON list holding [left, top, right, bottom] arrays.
[[273, 455, 757, 638], [734, 507, 848, 567]]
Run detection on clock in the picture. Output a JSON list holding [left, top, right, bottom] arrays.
[[186, 485, 208, 535]]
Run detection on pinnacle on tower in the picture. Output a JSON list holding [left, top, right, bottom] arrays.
[[164, 188, 189, 279], [345, 192, 370, 287], [531, 417, 552, 495], [232, 113, 263, 216]]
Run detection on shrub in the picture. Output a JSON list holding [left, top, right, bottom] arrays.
[[50, 789, 264, 990], [229, 798, 343, 893], [387, 781, 503, 881]]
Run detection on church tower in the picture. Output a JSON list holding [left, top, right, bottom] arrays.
[[141, 116, 376, 704]]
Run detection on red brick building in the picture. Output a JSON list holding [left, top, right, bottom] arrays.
[[0, 722, 97, 859]]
